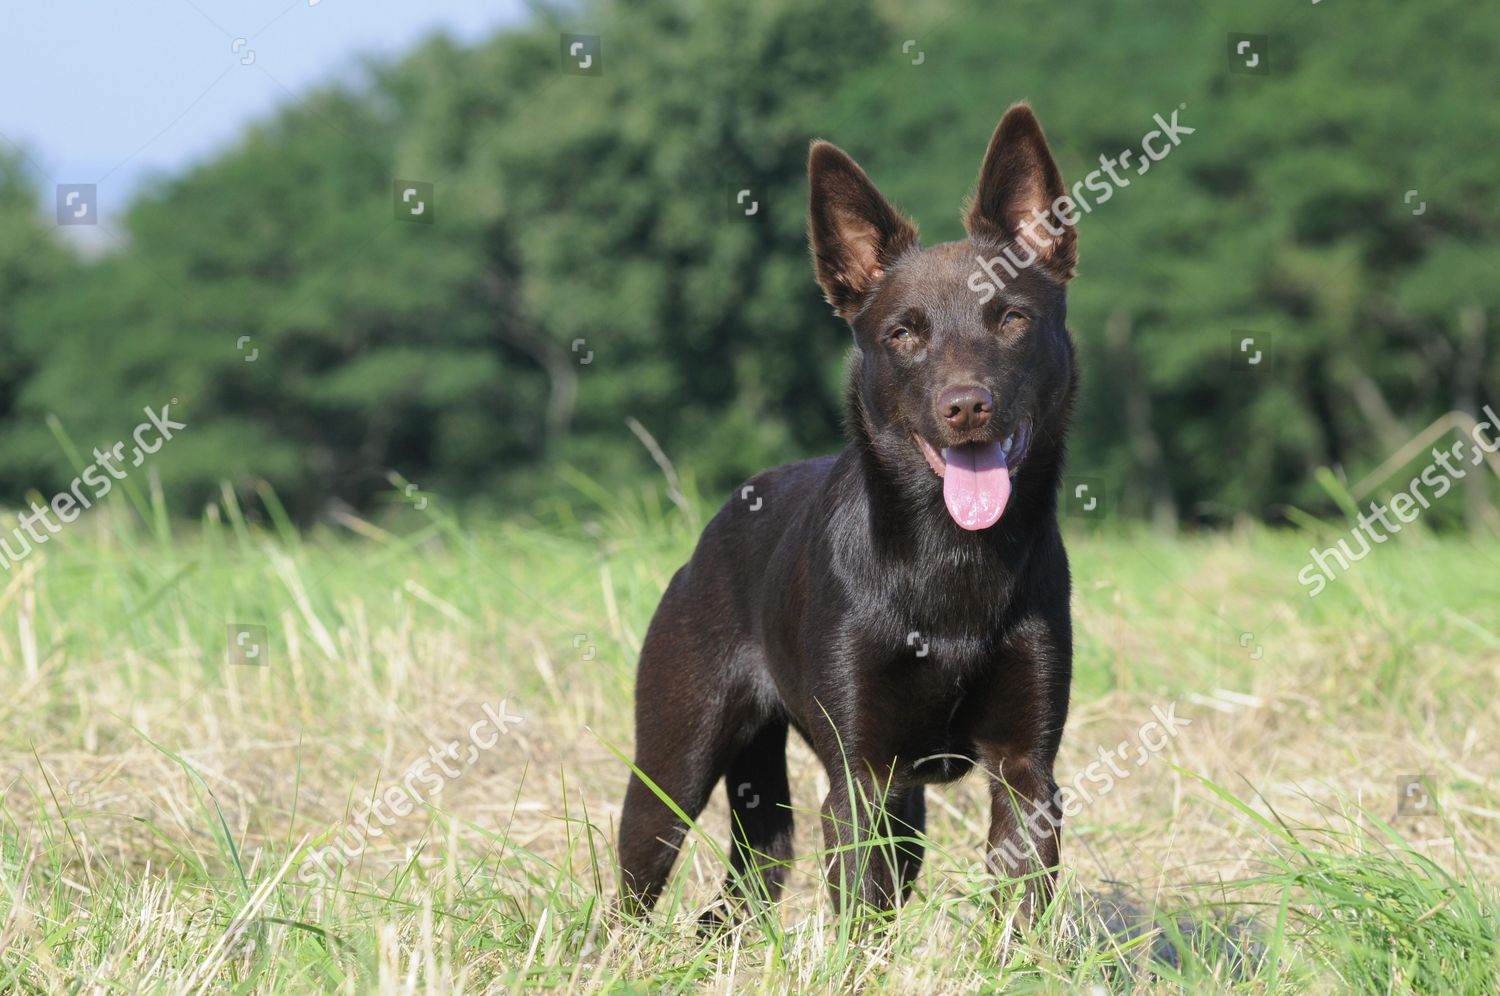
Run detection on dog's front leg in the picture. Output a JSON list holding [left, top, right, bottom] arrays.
[[972, 598, 1072, 927], [819, 771, 913, 917], [977, 752, 1061, 925]]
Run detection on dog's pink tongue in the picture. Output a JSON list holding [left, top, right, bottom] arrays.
[[941, 443, 1010, 530]]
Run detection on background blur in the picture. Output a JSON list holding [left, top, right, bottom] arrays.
[[1, 0, 1495, 529]]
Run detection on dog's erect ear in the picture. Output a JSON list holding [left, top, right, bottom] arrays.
[[965, 103, 1076, 279], [808, 141, 918, 319]]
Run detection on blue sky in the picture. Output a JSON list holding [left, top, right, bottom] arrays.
[[0, 0, 530, 225]]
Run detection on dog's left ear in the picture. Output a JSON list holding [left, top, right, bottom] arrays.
[[965, 103, 1076, 279], [808, 141, 919, 319]]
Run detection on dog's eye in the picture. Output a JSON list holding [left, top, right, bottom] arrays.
[[1001, 310, 1028, 330], [890, 326, 914, 342]]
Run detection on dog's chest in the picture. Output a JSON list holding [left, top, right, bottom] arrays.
[[859, 657, 986, 783], [839, 573, 1022, 772], [877, 560, 1016, 663]]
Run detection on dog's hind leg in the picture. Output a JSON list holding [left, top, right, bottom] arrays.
[[618, 737, 726, 917], [618, 608, 758, 917], [717, 719, 794, 915]]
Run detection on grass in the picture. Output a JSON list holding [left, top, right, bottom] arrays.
[[1, 477, 1497, 992]]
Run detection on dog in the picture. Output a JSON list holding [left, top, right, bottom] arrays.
[[619, 102, 1078, 925]]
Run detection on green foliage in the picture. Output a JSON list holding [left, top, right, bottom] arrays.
[[0, 150, 74, 450], [0, 0, 1496, 524]]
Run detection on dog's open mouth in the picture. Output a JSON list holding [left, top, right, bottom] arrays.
[[912, 425, 1029, 531]]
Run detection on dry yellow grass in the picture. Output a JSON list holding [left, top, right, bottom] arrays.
[[1, 505, 1496, 991]]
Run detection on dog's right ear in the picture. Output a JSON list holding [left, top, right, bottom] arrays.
[[808, 141, 918, 320]]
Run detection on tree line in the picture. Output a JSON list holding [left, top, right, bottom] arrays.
[[0, 0, 1493, 528]]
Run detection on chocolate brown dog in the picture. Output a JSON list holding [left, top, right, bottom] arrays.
[[619, 102, 1078, 924]]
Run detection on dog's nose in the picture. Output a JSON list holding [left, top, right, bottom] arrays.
[[937, 384, 994, 432]]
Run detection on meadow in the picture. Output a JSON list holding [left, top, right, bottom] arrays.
[[1, 480, 1497, 992]]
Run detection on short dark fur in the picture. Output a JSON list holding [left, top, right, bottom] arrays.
[[619, 103, 1079, 924]]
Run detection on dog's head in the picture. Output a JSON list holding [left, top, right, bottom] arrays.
[[808, 102, 1077, 531]]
